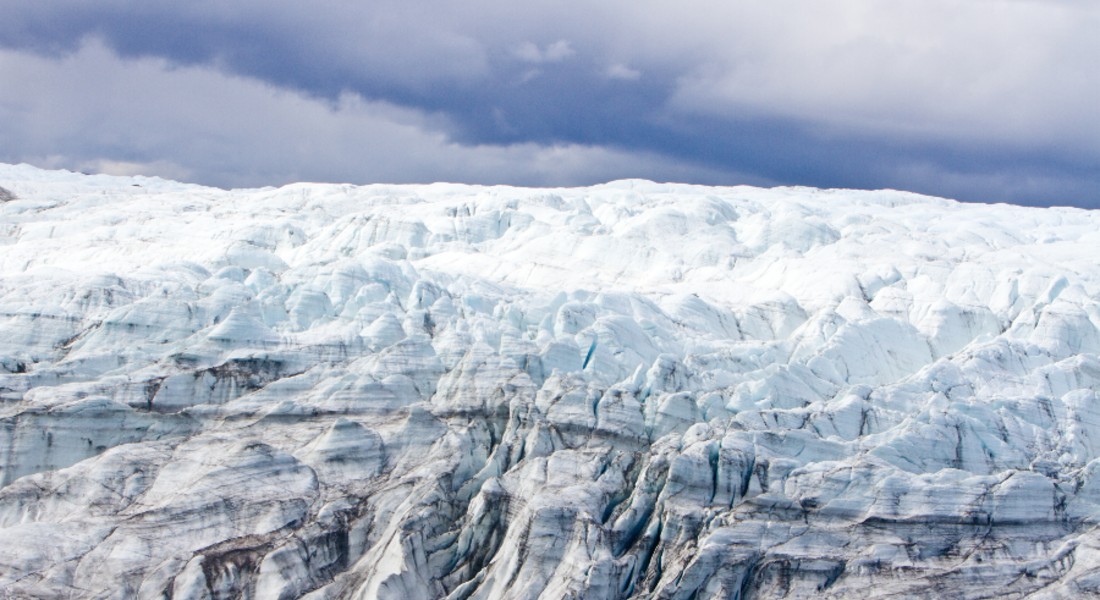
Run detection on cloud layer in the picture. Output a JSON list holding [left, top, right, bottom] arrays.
[[1, 1, 1097, 207]]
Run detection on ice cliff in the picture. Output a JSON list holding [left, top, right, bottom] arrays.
[[2, 163, 1100, 599]]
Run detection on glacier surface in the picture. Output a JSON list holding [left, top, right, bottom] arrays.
[[2, 163, 1100, 598]]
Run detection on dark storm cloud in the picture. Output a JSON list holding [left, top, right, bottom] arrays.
[[1, 0, 1098, 207], [0, 41, 741, 189]]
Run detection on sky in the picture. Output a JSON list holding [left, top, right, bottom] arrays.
[[1, 1, 1098, 208]]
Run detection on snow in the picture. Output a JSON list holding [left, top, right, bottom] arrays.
[[2, 162, 1100, 598]]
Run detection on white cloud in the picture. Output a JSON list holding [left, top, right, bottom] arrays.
[[76, 159, 195, 182], [514, 40, 575, 64], [650, 0, 1100, 154], [606, 64, 641, 81]]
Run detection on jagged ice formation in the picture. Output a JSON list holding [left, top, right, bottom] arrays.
[[2, 163, 1100, 598]]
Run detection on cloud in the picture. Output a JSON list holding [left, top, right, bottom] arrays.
[[0, 1, 1098, 207], [515, 40, 575, 64], [0, 40, 741, 189], [606, 64, 641, 81], [662, 1, 1100, 155], [74, 159, 195, 182]]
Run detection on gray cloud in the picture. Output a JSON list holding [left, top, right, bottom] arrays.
[[0, 41, 743, 189], [0, 1, 1097, 207]]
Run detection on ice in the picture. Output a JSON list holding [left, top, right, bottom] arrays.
[[2, 162, 1100, 598]]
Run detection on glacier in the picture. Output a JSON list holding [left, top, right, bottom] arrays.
[[2, 162, 1100, 599]]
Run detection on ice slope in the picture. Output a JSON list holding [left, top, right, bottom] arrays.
[[2, 162, 1100, 598]]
